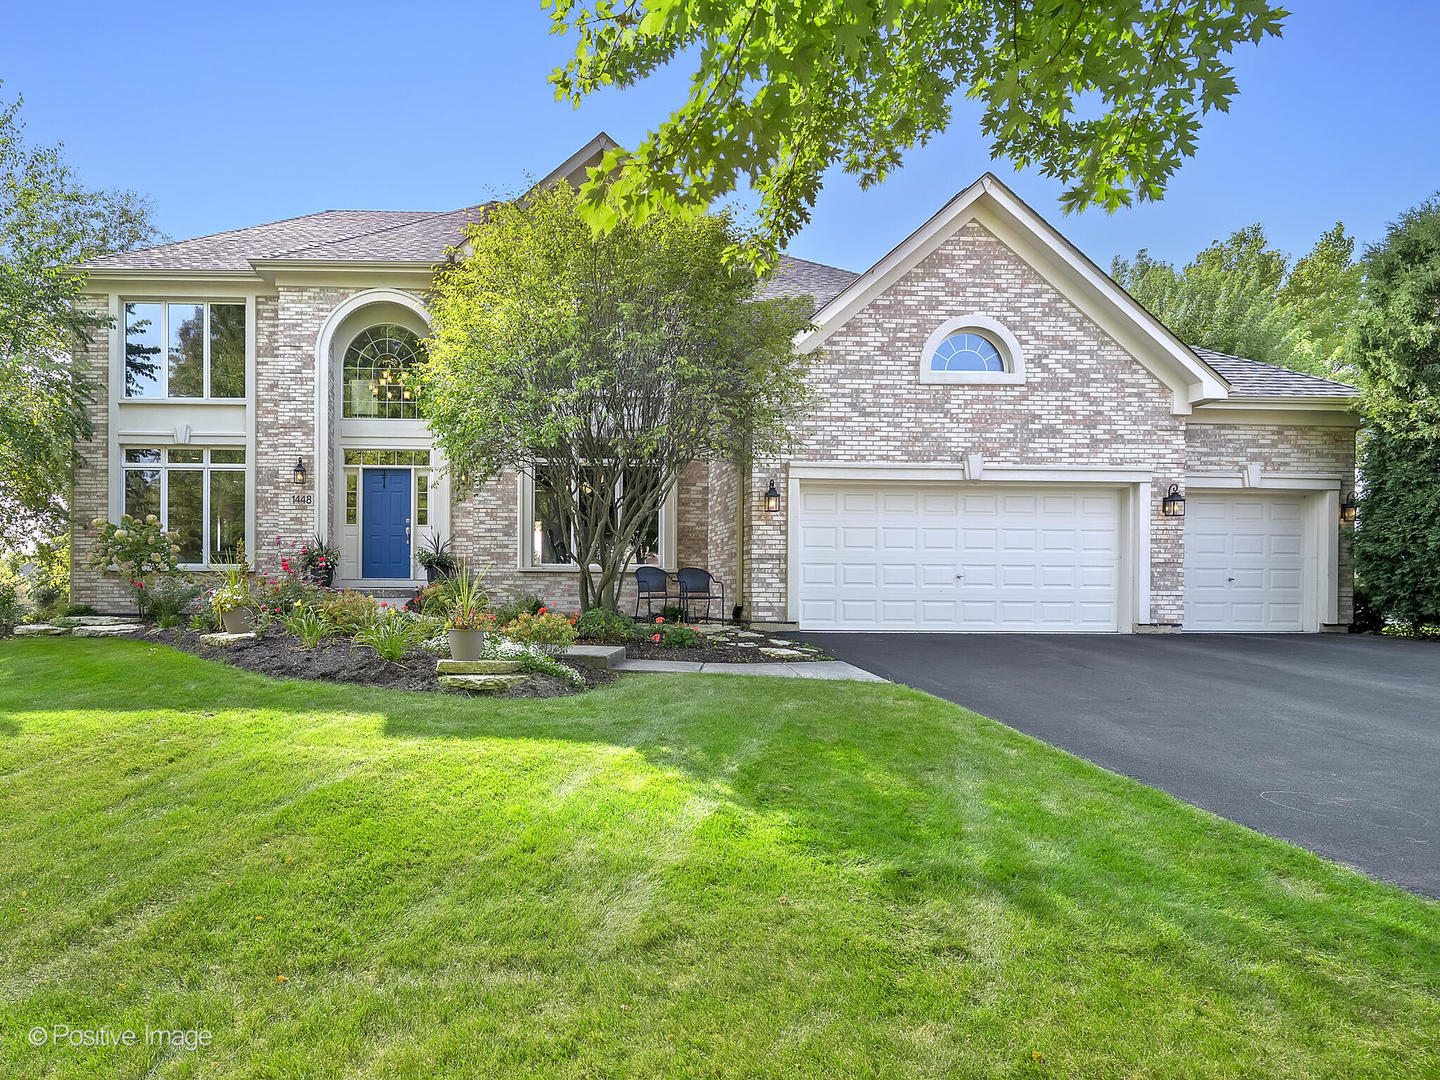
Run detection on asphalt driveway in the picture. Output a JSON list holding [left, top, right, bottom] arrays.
[[792, 632, 1440, 897]]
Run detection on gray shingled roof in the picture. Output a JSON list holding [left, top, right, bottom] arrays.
[[761, 255, 859, 309], [79, 205, 492, 271], [1191, 347, 1357, 399]]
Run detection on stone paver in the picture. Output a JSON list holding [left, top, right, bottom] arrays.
[[436, 659, 524, 675], [439, 673, 528, 693], [13, 624, 66, 636], [199, 632, 257, 646], [70, 624, 144, 638]]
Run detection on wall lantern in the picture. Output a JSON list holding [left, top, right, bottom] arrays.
[[763, 478, 782, 514], [1161, 483, 1186, 518], [1340, 491, 1358, 524], [293, 457, 307, 486]]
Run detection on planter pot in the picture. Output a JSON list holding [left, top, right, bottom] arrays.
[[447, 629, 487, 662], [305, 566, 335, 588], [220, 607, 254, 635]]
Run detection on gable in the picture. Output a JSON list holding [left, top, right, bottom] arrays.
[[796, 175, 1230, 414]]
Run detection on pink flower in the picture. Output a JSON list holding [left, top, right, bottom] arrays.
[[652, 633, 661, 643], [655, 616, 664, 624]]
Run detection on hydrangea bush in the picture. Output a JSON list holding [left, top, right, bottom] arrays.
[[84, 515, 182, 614]]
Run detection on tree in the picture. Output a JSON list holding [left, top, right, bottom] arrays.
[[545, 0, 1288, 258], [0, 86, 158, 542], [419, 181, 815, 611], [1110, 222, 1360, 376], [1349, 195, 1440, 630]]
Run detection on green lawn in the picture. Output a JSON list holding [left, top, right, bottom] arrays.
[[1, 639, 1436, 1079]]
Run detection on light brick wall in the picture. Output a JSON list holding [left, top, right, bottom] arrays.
[[745, 221, 1189, 624], [1186, 422, 1358, 624]]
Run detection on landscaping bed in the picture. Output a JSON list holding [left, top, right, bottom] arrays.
[[135, 627, 616, 698], [577, 618, 834, 663]]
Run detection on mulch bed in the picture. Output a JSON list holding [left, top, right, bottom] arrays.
[[131, 628, 617, 698]]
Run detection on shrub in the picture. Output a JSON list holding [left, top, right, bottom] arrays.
[[355, 609, 432, 662], [320, 590, 380, 636], [574, 607, 638, 643], [655, 622, 705, 649], [415, 583, 451, 618], [0, 581, 20, 634], [64, 604, 98, 617], [146, 574, 201, 627], [1350, 584, 1387, 634], [189, 609, 220, 633], [282, 605, 329, 648], [491, 592, 546, 626], [84, 515, 182, 614], [501, 610, 578, 656]]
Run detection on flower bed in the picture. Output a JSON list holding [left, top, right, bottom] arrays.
[[574, 614, 833, 664]]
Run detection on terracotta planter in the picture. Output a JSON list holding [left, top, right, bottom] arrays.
[[220, 607, 254, 635], [447, 628, 487, 662]]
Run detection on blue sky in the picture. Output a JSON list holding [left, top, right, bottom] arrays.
[[5, 1, 1436, 274]]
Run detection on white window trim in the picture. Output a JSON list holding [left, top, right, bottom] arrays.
[[515, 467, 678, 573], [120, 299, 248, 402], [919, 314, 1027, 385], [120, 447, 249, 570]]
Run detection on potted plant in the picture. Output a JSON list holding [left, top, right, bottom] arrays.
[[297, 534, 339, 588], [445, 559, 492, 661], [416, 533, 458, 584], [210, 546, 254, 634]]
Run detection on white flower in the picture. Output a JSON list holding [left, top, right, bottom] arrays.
[[145, 514, 158, 524], [113, 529, 128, 539]]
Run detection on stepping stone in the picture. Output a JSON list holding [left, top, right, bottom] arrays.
[[14, 624, 65, 636], [437, 659, 524, 675], [70, 624, 144, 637], [735, 630, 763, 639], [66, 616, 136, 626], [768, 638, 798, 646], [199, 632, 257, 646], [760, 647, 806, 658], [439, 673, 528, 693], [733, 641, 758, 648]]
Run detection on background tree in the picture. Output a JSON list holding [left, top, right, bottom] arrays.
[[420, 182, 814, 611], [545, 0, 1288, 258], [1110, 222, 1360, 376], [1348, 194, 1440, 631], [0, 86, 158, 542]]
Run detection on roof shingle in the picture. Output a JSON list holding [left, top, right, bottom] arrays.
[[1191, 347, 1357, 399], [760, 255, 858, 309]]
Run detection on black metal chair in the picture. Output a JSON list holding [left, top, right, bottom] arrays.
[[677, 567, 725, 623], [634, 565, 674, 619]]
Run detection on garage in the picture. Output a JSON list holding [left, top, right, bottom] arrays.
[[1183, 493, 1306, 631], [794, 482, 1121, 631]]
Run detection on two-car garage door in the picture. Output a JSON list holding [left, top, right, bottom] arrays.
[[795, 483, 1120, 631]]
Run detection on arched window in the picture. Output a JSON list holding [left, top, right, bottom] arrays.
[[342, 324, 423, 419], [929, 331, 1005, 372], [919, 315, 1026, 384]]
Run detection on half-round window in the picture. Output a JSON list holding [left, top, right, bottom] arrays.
[[343, 324, 423, 419], [930, 331, 1005, 373]]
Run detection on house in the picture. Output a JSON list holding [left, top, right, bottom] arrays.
[[70, 134, 1360, 633]]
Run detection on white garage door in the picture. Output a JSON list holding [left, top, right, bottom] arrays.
[[795, 483, 1120, 631], [1183, 493, 1306, 631]]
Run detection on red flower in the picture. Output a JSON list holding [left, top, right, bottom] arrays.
[[537, 606, 547, 615], [652, 633, 661, 642], [655, 616, 664, 624]]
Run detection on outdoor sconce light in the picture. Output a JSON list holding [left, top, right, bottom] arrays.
[[1161, 483, 1186, 518], [763, 478, 782, 513], [293, 457, 307, 486], [1340, 491, 1358, 524]]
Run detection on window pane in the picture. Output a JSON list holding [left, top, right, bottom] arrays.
[[210, 448, 245, 464], [343, 450, 361, 466], [124, 448, 162, 464], [532, 468, 573, 565], [932, 331, 1004, 372], [209, 304, 246, 398], [124, 468, 161, 519], [345, 472, 357, 525], [415, 473, 428, 526], [124, 302, 163, 398], [167, 448, 203, 464], [623, 468, 663, 566], [342, 324, 423, 419], [167, 303, 205, 397], [209, 470, 245, 563], [167, 470, 204, 564]]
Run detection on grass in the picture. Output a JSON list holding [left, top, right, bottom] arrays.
[[1, 638, 1436, 1079]]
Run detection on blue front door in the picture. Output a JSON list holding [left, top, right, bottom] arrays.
[[362, 468, 412, 578]]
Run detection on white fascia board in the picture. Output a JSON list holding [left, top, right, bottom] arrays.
[[80, 269, 263, 289], [793, 173, 1231, 414], [1191, 400, 1362, 427]]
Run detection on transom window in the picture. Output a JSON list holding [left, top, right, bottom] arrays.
[[930, 331, 1005, 372], [343, 324, 423, 419], [121, 447, 246, 566], [124, 301, 246, 399]]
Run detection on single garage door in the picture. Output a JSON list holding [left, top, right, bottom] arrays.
[[795, 483, 1120, 631], [1183, 493, 1306, 631]]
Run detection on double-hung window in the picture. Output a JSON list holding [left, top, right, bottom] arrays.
[[124, 301, 246, 399], [528, 464, 664, 569], [122, 447, 246, 565]]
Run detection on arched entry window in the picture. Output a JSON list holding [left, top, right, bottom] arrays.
[[342, 324, 423, 419]]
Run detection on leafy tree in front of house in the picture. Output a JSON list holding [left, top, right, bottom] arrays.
[[0, 85, 159, 542], [419, 181, 814, 611], [1348, 194, 1440, 631], [545, 0, 1288, 258], [1110, 222, 1361, 377]]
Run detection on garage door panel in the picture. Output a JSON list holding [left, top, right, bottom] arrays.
[[1184, 493, 1308, 632], [797, 482, 1119, 631]]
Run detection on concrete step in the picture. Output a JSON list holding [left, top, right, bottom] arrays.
[[436, 659, 524, 675], [566, 645, 627, 670], [438, 673, 528, 693]]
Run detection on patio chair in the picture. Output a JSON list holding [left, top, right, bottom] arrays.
[[634, 566, 674, 620], [676, 567, 726, 623]]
